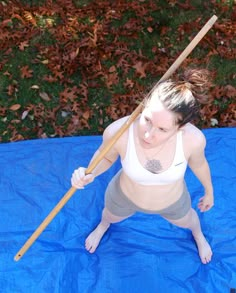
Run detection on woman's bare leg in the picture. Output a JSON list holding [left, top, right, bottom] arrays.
[[164, 208, 212, 264], [85, 207, 132, 253]]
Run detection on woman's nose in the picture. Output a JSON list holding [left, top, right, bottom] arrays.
[[144, 127, 155, 140]]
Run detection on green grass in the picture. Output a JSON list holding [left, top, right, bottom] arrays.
[[210, 57, 236, 86]]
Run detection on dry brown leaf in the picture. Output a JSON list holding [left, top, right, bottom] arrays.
[[7, 84, 16, 96], [19, 41, 29, 51], [31, 85, 40, 89], [41, 60, 49, 64], [43, 75, 57, 83], [23, 11, 37, 26], [39, 92, 51, 102], [21, 110, 29, 120], [109, 65, 116, 73], [10, 104, 21, 111], [133, 61, 147, 78], [124, 78, 134, 88], [82, 111, 90, 120], [20, 66, 33, 79], [225, 85, 236, 98]]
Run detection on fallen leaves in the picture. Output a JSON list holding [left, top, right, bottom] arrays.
[[59, 86, 80, 103], [0, 0, 235, 142], [199, 84, 236, 128]]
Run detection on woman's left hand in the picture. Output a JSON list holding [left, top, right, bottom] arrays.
[[198, 194, 214, 212]]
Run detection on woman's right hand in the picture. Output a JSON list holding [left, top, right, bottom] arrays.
[[71, 167, 95, 189]]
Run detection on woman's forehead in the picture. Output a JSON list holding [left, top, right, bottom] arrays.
[[143, 106, 176, 127], [145, 98, 173, 116]]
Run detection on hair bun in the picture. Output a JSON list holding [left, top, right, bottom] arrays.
[[181, 69, 212, 104]]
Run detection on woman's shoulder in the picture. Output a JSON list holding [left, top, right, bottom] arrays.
[[104, 116, 130, 135], [182, 123, 206, 150], [102, 115, 131, 145], [102, 116, 131, 157]]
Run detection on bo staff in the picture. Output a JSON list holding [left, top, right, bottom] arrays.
[[14, 15, 217, 261]]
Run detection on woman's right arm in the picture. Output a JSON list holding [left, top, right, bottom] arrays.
[[71, 122, 120, 189]]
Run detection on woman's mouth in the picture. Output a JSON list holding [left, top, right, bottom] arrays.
[[141, 138, 153, 148]]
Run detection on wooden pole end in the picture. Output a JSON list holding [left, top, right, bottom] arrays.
[[14, 253, 22, 262]]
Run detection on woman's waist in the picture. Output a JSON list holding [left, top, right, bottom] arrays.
[[119, 171, 185, 210]]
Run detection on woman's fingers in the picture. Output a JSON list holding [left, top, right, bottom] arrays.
[[71, 167, 94, 189]]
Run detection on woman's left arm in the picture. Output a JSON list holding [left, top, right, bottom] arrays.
[[188, 133, 214, 212]]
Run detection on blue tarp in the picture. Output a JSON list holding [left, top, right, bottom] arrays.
[[0, 128, 235, 292]]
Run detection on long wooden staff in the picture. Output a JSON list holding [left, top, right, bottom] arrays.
[[14, 15, 217, 261]]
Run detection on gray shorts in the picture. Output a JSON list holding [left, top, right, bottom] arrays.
[[105, 170, 191, 220]]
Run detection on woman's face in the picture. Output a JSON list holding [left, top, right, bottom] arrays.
[[138, 99, 180, 149]]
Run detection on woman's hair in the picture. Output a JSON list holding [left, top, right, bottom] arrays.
[[144, 69, 212, 127]]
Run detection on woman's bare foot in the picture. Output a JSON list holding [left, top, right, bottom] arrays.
[[85, 223, 110, 253], [193, 233, 213, 264]]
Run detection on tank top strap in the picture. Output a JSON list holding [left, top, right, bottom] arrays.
[[174, 131, 185, 163], [123, 122, 135, 163], [129, 122, 135, 148]]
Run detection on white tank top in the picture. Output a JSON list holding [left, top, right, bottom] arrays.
[[121, 123, 188, 185]]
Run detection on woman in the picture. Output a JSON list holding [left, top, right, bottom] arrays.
[[71, 69, 214, 264]]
